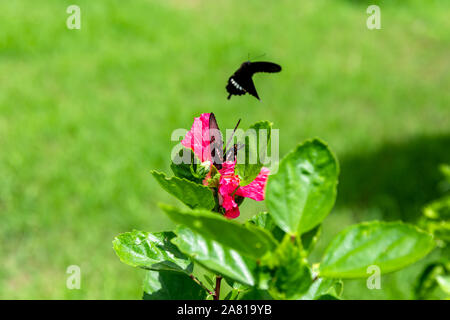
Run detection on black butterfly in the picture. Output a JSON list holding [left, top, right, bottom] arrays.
[[226, 61, 282, 100], [209, 113, 243, 170]]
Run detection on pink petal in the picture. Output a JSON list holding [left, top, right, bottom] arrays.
[[220, 190, 238, 211], [181, 113, 212, 162], [236, 167, 270, 201], [224, 207, 240, 219], [218, 161, 240, 218], [218, 162, 240, 196], [219, 161, 237, 176]]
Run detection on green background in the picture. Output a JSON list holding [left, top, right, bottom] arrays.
[[0, 0, 448, 299]]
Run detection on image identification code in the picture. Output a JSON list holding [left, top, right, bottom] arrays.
[[177, 304, 272, 318]]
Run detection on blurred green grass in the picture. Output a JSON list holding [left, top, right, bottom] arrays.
[[0, 0, 449, 299]]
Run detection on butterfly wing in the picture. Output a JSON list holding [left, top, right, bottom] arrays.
[[239, 76, 260, 100], [226, 65, 260, 100], [209, 113, 224, 169], [226, 69, 247, 99], [248, 61, 282, 74]]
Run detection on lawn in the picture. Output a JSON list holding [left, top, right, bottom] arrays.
[[0, 0, 449, 299]]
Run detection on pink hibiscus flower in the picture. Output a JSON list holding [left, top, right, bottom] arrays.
[[218, 161, 270, 218], [181, 113, 270, 219]]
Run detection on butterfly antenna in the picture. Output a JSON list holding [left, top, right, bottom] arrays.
[[225, 119, 241, 151]]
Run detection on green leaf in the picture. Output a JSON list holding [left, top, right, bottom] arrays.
[[160, 204, 277, 260], [203, 275, 215, 288], [424, 220, 450, 242], [300, 278, 343, 300], [248, 212, 285, 242], [113, 230, 192, 273], [170, 149, 208, 184], [142, 270, 207, 300], [239, 289, 273, 300], [301, 224, 322, 255], [415, 262, 450, 299], [436, 275, 450, 295], [151, 170, 215, 210], [266, 139, 339, 234], [414, 262, 448, 299], [423, 195, 450, 220], [223, 281, 251, 300], [235, 121, 272, 186], [320, 221, 435, 279], [422, 195, 450, 242], [173, 226, 257, 286], [268, 236, 312, 299]]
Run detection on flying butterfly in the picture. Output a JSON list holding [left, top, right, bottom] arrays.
[[226, 61, 282, 100], [209, 113, 243, 170]]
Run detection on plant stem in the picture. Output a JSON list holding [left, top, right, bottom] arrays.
[[214, 275, 222, 300], [290, 234, 296, 243], [190, 274, 213, 295]]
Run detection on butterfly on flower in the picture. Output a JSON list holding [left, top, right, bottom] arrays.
[[181, 113, 270, 218]]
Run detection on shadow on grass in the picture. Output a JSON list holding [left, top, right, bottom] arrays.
[[337, 134, 450, 222]]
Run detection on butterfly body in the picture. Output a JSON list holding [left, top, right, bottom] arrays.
[[226, 61, 281, 100], [209, 113, 243, 170]]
